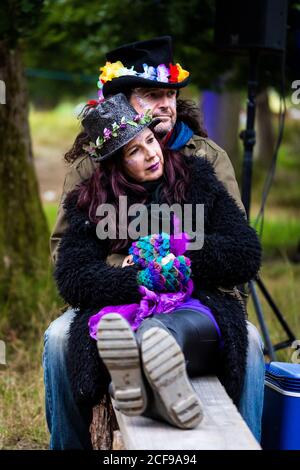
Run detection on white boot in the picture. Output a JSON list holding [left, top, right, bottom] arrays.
[[97, 313, 148, 416]]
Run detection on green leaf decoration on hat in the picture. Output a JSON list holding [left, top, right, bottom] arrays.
[[83, 109, 155, 158]]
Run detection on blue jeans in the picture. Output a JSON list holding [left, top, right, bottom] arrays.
[[43, 309, 93, 450], [43, 308, 265, 449]]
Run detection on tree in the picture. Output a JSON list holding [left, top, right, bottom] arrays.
[[0, 1, 50, 332], [25, 0, 295, 169]]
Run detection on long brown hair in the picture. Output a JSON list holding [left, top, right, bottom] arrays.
[[64, 95, 207, 164], [75, 147, 191, 252]]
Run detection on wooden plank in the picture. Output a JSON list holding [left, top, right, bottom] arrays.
[[112, 375, 261, 450]]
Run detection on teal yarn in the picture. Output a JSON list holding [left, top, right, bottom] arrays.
[[132, 233, 192, 293], [129, 233, 170, 268], [137, 261, 166, 292]]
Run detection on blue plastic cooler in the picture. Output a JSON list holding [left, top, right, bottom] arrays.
[[262, 362, 300, 450]]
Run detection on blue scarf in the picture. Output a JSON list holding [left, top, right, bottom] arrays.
[[167, 121, 194, 151]]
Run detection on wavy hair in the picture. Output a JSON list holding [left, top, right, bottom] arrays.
[[74, 146, 191, 252]]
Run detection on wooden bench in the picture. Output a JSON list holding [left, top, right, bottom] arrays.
[[90, 375, 261, 450]]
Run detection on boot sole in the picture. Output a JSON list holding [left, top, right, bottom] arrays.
[[141, 327, 203, 429], [97, 313, 147, 416]]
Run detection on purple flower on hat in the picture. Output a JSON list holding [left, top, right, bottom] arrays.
[[103, 128, 112, 140], [157, 64, 169, 83], [134, 113, 144, 122], [120, 116, 127, 129], [140, 63, 157, 80], [83, 141, 98, 157], [97, 88, 104, 102]]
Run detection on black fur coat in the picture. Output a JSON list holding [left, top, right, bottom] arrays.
[[54, 155, 262, 407]]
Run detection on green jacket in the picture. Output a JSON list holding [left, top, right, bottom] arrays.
[[50, 135, 245, 267]]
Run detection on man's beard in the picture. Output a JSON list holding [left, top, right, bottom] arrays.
[[153, 120, 174, 139]]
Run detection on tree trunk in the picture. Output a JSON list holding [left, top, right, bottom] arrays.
[[254, 89, 276, 168], [0, 40, 49, 331], [90, 394, 125, 450], [200, 89, 241, 171]]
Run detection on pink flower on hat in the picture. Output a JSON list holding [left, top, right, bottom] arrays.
[[103, 128, 112, 140], [157, 64, 169, 83]]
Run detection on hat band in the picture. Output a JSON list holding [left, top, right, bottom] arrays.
[[97, 61, 189, 100], [83, 109, 153, 158]]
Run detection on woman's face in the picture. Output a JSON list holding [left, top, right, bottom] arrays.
[[122, 128, 164, 182]]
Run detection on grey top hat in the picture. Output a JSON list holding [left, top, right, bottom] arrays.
[[81, 93, 160, 162]]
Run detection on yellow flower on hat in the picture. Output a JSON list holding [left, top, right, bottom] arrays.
[[99, 61, 125, 82], [176, 63, 189, 82]]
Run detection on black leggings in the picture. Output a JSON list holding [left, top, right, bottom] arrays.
[[135, 308, 220, 377]]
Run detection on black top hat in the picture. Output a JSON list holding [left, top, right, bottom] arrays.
[[81, 93, 160, 162], [100, 36, 190, 98]]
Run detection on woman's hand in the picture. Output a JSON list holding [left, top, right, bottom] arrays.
[[122, 255, 135, 268]]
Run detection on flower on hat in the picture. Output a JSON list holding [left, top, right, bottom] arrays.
[[87, 99, 98, 107], [82, 142, 98, 158], [97, 88, 105, 102], [98, 60, 189, 86], [134, 113, 144, 122], [156, 64, 169, 83], [99, 61, 124, 82], [96, 136, 105, 148], [140, 64, 157, 81], [103, 128, 112, 140], [118, 65, 138, 77], [169, 63, 179, 83], [137, 108, 152, 125], [176, 63, 189, 82], [111, 122, 120, 136], [83, 109, 154, 158], [120, 116, 127, 129]]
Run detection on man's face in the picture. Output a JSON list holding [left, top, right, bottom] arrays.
[[129, 88, 177, 139]]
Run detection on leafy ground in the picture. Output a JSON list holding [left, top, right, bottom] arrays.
[[0, 102, 299, 450]]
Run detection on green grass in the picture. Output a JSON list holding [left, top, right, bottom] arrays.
[[0, 333, 49, 450], [44, 203, 59, 231], [248, 260, 300, 363], [29, 102, 81, 150], [29, 102, 81, 159], [252, 216, 300, 258]]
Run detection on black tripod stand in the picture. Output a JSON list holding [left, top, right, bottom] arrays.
[[240, 51, 296, 361]]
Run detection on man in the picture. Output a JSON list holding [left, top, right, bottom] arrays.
[[50, 36, 244, 265], [44, 36, 265, 449]]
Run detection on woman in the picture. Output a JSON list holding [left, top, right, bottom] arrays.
[[54, 93, 262, 433]]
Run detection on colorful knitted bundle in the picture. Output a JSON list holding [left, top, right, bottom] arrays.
[[129, 233, 192, 293], [129, 233, 170, 268]]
